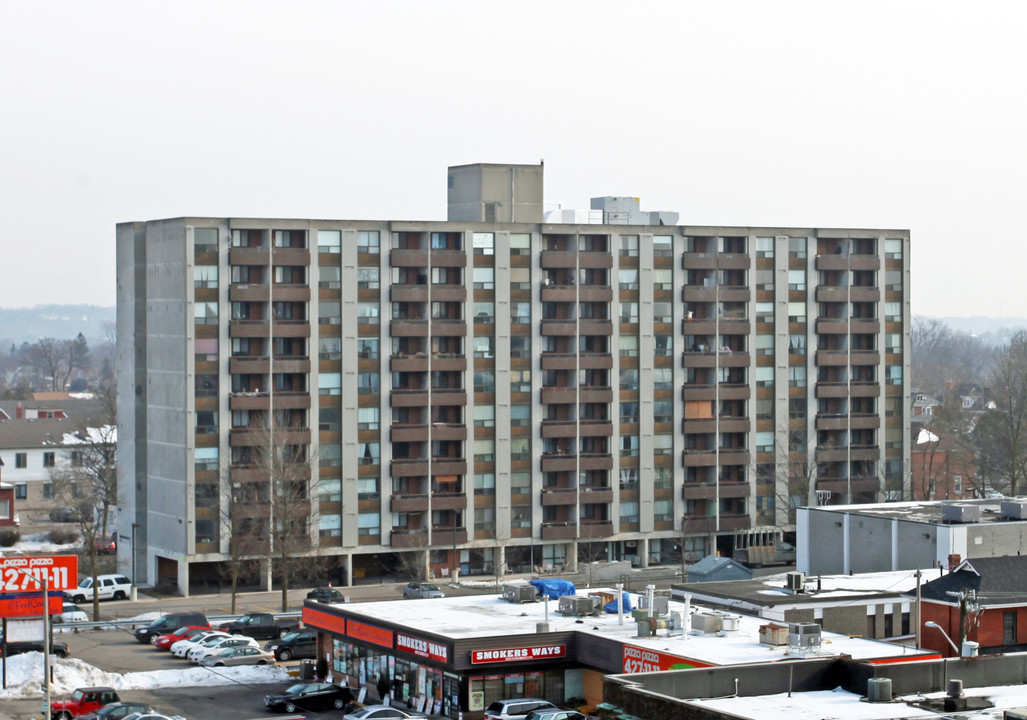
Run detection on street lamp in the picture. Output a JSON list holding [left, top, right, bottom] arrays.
[[924, 621, 959, 654]]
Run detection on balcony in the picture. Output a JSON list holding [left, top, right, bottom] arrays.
[[230, 320, 270, 338], [541, 488, 578, 506], [391, 494, 429, 513], [683, 418, 716, 434], [682, 450, 716, 467], [432, 354, 466, 371], [272, 320, 311, 338], [579, 352, 613, 370], [580, 486, 613, 504], [717, 254, 750, 270], [815, 414, 848, 431], [272, 284, 311, 302], [430, 458, 467, 475], [229, 247, 270, 265], [391, 320, 430, 337], [578, 319, 613, 335], [431, 423, 467, 441], [230, 284, 270, 302], [431, 493, 467, 511], [851, 319, 881, 334], [541, 320, 577, 336], [682, 483, 717, 500], [391, 354, 429, 372], [540, 250, 577, 268], [849, 255, 881, 271], [390, 285, 429, 302], [541, 387, 577, 404], [815, 382, 848, 398], [815, 254, 850, 271], [578, 251, 612, 269], [230, 356, 270, 374], [431, 528, 468, 546], [815, 351, 848, 367], [391, 529, 429, 548], [272, 248, 310, 266], [541, 421, 578, 439], [850, 350, 881, 366], [817, 477, 881, 495], [430, 389, 467, 406], [229, 427, 310, 447], [431, 249, 466, 267], [815, 286, 849, 303], [579, 521, 614, 539], [274, 356, 311, 374], [578, 286, 613, 302], [578, 387, 613, 403], [849, 381, 880, 397], [391, 458, 430, 476], [391, 249, 430, 267], [850, 286, 881, 302], [850, 445, 880, 461], [391, 424, 429, 443], [431, 319, 467, 336], [541, 522, 578, 540], [540, 453, 577, 472], [718, 448, 750, 465], [850, 413, 880, 429], [579, 420, 613, 437], [719, 417, 750, 433], [540, 285, 577, 302], [391, 390, 429, 407], [681, 254, 717, 270], [431, 285, 466, 302], [540, 353, 578, 371]]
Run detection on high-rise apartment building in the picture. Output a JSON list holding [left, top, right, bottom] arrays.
[[116, 163, 910, 591]]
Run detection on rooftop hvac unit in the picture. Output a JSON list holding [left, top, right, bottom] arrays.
[[759, 623, 789, 646], [558, 595, 598, 617], [721, 615, 740, 633], [786, 571, 806, 592], [692, 613, 723, 634], [942, 504, 981, 523], [788, 622, 822, 656], [502, 584, 538, 603], [867, 678, 892, 703], [1001, 502, 1027, 520], [637, 595, 669, 615]]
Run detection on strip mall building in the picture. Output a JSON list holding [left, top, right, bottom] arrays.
[[301, 586, 935, 718]]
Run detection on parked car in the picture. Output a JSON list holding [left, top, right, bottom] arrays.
[[94, 535, 117, 554], [265, 628, 317, 661], [170, 630, 228, 657], [78, 702, 154, 720], [306, 586, 346, 604], [49, 506, 81, 523], [524, 711, 589, 720], [121, 714, 184, 720], [199, 645, 276, 667], [264, 682, 353, 712], [187, 635, 258, 664], [218, 612, 300, 640], [483, 699, 557, 720], [343, 705, 423, 720], [402, 581, 444, 599], [153, 625, 210, 650], [133, 611, 209, 644], [0, 636, 70, 658], [65, 574, 132, 603], [51, 687, 121, 720], [55, 602, 89, 624]]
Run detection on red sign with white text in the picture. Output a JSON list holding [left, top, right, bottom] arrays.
[[0, 555, 79, 594], [471, 645, 566, 664], [621, 644, 712, 672], [396, 633, 448, 663], [0, 591, 63, 618]]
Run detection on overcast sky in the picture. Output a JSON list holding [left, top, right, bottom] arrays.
[[2, 1, 1024, 317]]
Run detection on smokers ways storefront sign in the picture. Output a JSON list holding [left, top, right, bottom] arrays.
[[470, 645, 566, 664]]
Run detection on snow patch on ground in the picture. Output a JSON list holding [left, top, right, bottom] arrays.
[[0, 652, 290, 700], [2, 532, 82, 555]]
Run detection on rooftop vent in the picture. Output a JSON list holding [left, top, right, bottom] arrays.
[[786, 571, 806, 592], [558, 595, 599, 617], [1001, 501, 1027, 520], [502, 584, 539, 603], [942, 504, 981, 523]]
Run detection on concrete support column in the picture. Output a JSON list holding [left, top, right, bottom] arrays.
[[264, 560, 274, 592], [639, 538, 650, 568]]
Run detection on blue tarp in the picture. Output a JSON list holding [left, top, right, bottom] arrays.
[[603, 592, 633, 613], [529, 578, 576, 600]]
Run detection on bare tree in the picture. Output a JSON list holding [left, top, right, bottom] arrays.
[[27, 337, 65, 392], [975, 331, 1027, 496], [217, 456, 264, 614]]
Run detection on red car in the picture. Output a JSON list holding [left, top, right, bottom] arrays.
[[152, 625, 211, 650], [51, 687, 120, 720]]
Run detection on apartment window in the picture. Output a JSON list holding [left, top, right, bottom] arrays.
[[619, 269, 639, 290], [317, 266, 340, 290], [320, 444, 342, 467], [653, 269, 673, 291], [756, 302, 774, 323], [357, 478, 379, 501], [885, 302, 902, 322], [788, 270, 806, 291], [654, 435, 673, 456], [620, 302, 638, 324], [755, 237, 774, 258], [653, 302, 673, 324], [788, 302, 806, 323], [655, 335, 672, 357], [619, 336, 638, 357], [317, 230, 341, 253], [194, 265, 218, 289], [654, 467, 673, 489], [358, 267, 380, 290], [653, 235, 673, 257], [887, 365, 903, 385], [510, 369, 531, 393], [789, 334, 806, 354], [358, 302, 379, 324], [789, 237, 807, 258], [357, 407, 380, 430], [357, 231, 380, 254], [509, 267, 530, 290], [318, 407, 341, 432], [510, 336, 530, 358], [319, 301, 341, 325], [756, 432, 774, 453], [620, 402, 639, 424], [789, 366, 806, 387], [358, 512, 380, 536], [319, 373, 341, 396], [620, 435, 639, 458], [653, 401, 672, 423], [756, 398, 773, 420], [510, 233, 531, 256], [511, 437, 530, 461], [755, 269, 773, 291], [474, 405, 495, 428], [884, 238, 903, 260], [789, 398, 807, 419], [654, 500, 673, 522], [14, 483, 27, 500], [620, 502, 640, 524], [194, 302, 218, 325], [885, 270, 902, 292], [511, 405, 530, 427], [194, 447, 218, 472], [357, 442, 380, 465], [472, 267, 494, 290], [42, 452, 55, 468], [358, 372, 380, 395], [472, 232, 494, 255], [510, 302, 530, 324], [756, 366, 774, 388], [619, 235, 639, 257], [194, 227, 218, 252], [755, 335, 773, 355], [620, 368, 639, 391], [653, 368, 673, 390], [473, 336, 495, 359], [15, 453, 26, 469], [474, 370, 495, 394], [357, 338, 379, 359], [474, 439, 495, 463]]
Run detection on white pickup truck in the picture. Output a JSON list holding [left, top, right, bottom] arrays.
[[64, 573, 133, 602]]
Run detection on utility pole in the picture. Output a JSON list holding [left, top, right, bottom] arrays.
[[915, 568, 922, 649]]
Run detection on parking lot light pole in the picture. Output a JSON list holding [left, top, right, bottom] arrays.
[[8, 568, 51, 720]]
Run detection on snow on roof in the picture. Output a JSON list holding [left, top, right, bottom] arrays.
[[61, 425, 116, 445], [752, 569, 922, 600], [330, 588, 931, 666], [690, 683, 1027, 720], [916, 428, 940, 444], [0, 651, 290, 700]]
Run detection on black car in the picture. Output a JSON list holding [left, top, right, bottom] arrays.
[[0, 638, 70, 658], [265, 628, 317, 661], [306, 587, 346, 604], [264, 682, 353, 713], [78, 702, 154, 720]]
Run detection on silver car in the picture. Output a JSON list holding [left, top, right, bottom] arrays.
[[199, 645, 276, 667], [402, 581, 444, 599]]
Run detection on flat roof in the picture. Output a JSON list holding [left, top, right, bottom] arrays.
[[321, 585, 932, 667], [806, 498, 1027, 526]]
